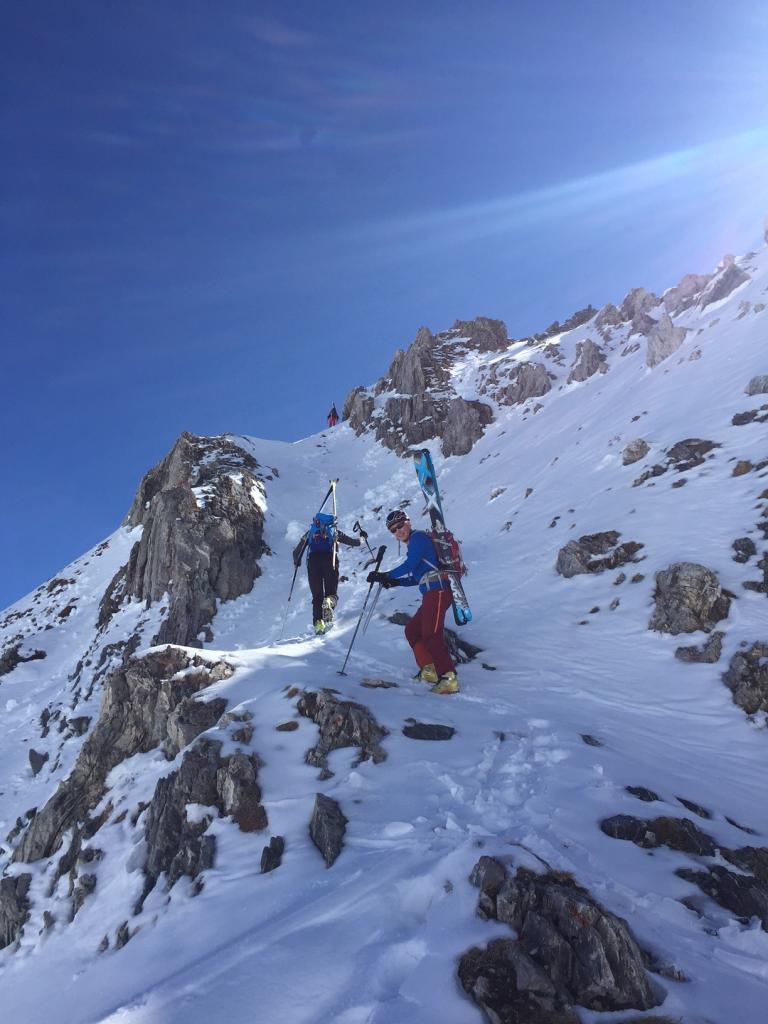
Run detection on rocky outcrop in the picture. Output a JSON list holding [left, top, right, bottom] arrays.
[[662, 272, 713, 315], [646, 314, 688, 368], [100, 433, 267, 647], [138, 738, 266, 911], [567, 340, 608, 384], [0, 875, 32, 950], [0, 643, 46, 678], [297, 690, 388, 777], [461, 861, 659, 1021], [622, 439, 650, 466], [595, 303, 622, 335], [649, 563, 730, 635], [309, 794, 347, 867], [620, 288, 660, 337], [600, 815, 716, 856], [746, 375, 768, 396], [442, 397, 495, 457], [699, 256, 750, 310], [13, 648, 232, 863], [451, 316, 509, 352], [675, 631, 723, 663], [555, 532, 644, 578], [722, 642, 768, 715], [498, 362, 552, 406]]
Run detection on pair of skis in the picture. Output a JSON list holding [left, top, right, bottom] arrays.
[[412, 448, 472, 626]]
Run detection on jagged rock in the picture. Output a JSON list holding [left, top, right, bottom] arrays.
[[676, 864, 768, 930], [732, 537, 757, 563], [666, 438, 719, 471], [309, 793, 347, 867], [621, 287, 660, 327], [677, 797, 712, 819], [722, 642, 768, 715], [28, 749, 48, 775], [14, 648, 232, 864], [71, 874, 97, 919], [442, 397, 494, 457], [743, 552, 768, 593], [297, 690, 388, 776], [343, 387, 375, 431], [261, 836, 285, 873], [746, 375, 768, 396], [0, 643, 46, 677], [567, 340, 608, 384], [460, 938, 578, 1024], [139, 738, 266, 911], [581, 734, 603, 747], [595, 303, 623, 332], [622, 439, 650, 466], [675, 631, 724, 663], [100, 433, 267, 647], [555, 532, 644, 578], [465, 864, 658, 1016], [500, 362, 552, 406], [0, 874, 32, 949], [646, 314, 688, 368], [625, 786, 661, 803], [662, 273, 713, 315], [402, 720, 456, 741], [649, 563, 730, 635], [600, 814, 717, 856], [452, 316, 510, 352], [699, 256, 750, 310], [470, 856, 508, 904]]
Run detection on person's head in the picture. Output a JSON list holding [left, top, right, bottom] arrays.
[[386, 508, 411, 541]]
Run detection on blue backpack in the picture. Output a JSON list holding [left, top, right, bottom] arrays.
[[307, 512, 336, 553]]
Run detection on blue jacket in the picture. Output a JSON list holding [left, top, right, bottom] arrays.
[[388, 530, 448, 593]]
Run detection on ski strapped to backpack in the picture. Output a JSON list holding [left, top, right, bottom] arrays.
[[411, 448, 472, 625]]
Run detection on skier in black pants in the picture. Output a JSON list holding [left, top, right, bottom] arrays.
[[293, 513, 365, 634]]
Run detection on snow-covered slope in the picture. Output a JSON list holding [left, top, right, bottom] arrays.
[[1, 240, 768, 1024]]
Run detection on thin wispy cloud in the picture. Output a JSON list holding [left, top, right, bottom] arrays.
[[351, 128, 768, 250]]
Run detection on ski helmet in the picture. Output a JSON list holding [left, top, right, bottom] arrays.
[[386, 509, 409, 531]]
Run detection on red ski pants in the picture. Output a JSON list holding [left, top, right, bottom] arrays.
[[404, 587, 455, 676]]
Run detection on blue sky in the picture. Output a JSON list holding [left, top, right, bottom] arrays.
[[2, 0, 767, 608]]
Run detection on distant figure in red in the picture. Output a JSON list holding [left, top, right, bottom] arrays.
[[327, 404, 339, 428]]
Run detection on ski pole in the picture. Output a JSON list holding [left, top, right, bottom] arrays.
[[338, 544, 386, 676], [353, 520, 375, 558], [361, 581, 383, 635], [278, 560, 301, 640]]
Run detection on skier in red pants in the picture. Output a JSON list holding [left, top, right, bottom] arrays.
[[367, 509, 458, 694]]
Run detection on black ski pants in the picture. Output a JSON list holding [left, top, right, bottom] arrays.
[[307, 551, 338, 623]]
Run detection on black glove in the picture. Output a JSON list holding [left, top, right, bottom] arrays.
[[367, 570, 392, 588], [359, 529, 368, 540]]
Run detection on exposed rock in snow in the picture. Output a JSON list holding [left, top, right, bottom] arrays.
[[498, 361, 552, 406], [675, 631, 724, 663], [567, 339, 608, 384], [722, 642, 768, 715], [649, 563, 731, 635], [401, 720, 456, 741], [555, 531, 644, 578], [260, 836, 285, 873], [646, 314, 688, 368], [600, 814, 717, 856], [663, 272, 714, 315], [138, 738, 266, 911], [297, 690, 388, 777], [101, 433, 267, 648], [0, 875, 31, 950], [462, 862, 659, 1018], [745, 374, 768, 396], [451, 316, 509, 352], [13, 647, 232, 864], [677, 864, 768, 932], [622, 439, 650, 466], [442, 396, 495, 457], [0, 642, 46, 677], [309, 793, 347, 867], [699, 256, 750, 310]]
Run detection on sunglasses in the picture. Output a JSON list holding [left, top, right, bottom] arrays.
[[388, 521, 408, 534]]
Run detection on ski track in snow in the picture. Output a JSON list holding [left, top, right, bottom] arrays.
[[2, 247, 768, 1022]]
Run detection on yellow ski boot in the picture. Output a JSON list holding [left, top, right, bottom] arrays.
[[314, 620, 326, 636], [415, 664, 439, 684], [430, 671, 459, 695]]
